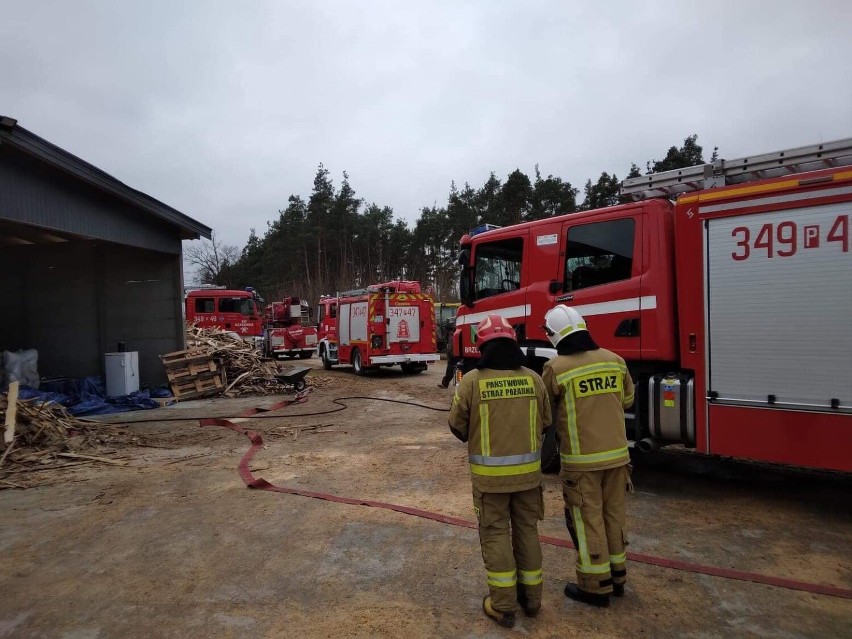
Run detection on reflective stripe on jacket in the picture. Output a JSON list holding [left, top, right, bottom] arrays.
[[543, 349, 635, 472], [449, 367, 552, 493]]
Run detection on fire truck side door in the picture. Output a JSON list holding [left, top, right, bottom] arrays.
[[350, 302, 369, 342], [558, 212, 643, 361], [317, 300, 337, 341], [339, 303, 352, 344]]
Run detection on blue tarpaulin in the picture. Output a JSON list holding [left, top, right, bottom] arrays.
[[17, 377, 170, 416]]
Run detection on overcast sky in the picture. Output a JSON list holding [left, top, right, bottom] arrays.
[[3, 0, 851, 252]]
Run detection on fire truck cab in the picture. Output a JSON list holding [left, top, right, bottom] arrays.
[[185, 286, 264, 338], [456, 201, 674, 369], [455, 138, 852, 472]]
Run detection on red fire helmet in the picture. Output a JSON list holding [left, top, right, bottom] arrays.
[[475, 315, 517, 346]]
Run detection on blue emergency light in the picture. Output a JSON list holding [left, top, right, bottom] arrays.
[[469, 223, 502, 237]]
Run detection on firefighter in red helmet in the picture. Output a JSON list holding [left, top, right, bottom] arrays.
[[448, 314, 552, 628]]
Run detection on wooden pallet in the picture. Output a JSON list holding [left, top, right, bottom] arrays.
[[161, 349, 216, 368], [165, 359, 217, 382], [160, 349, 224, 400], [168, 374, 224, 400]]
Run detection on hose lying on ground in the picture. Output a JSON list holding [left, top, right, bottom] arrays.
[[204, 412, 852, 601], [84, 395, 450, 424], [87, 393, 852, 600]]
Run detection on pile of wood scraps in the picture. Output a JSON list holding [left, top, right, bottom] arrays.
[[176, 325, 295, 397], [1, 382, 137, 488]]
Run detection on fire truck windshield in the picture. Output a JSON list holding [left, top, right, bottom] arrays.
[[218, 297, 256, 316], [472, 237, 523, 300]]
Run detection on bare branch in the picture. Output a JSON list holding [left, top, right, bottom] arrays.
[[184, 231, 239, 284]]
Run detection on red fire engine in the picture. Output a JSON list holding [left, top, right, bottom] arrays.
[[454, 138, 852, 472], [262, 297, 317, 359], [185, 286, 264, 337], [317, 280, 439, 374]]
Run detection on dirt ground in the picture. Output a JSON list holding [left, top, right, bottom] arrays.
[[1, 358, 851, 638]]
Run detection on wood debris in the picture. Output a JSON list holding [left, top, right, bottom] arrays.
[[174, 324, 299, 397], [0, 391, 138, 487], [4, 380, 18, 445], [56, 452, 130, 466]]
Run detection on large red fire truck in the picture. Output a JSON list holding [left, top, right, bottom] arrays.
[[185, 286, 264, 337], [262, 297, 317, 359], [454, 138, 852, 472], [317, 280, 440, 374]]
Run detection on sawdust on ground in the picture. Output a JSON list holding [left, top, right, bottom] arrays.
[[1, 358, 850, 638]]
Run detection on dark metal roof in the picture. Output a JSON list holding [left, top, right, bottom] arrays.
[[0, 116, 212, 240]]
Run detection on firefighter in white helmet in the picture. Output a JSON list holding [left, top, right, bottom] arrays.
[[542, 305, 635, 608], [448, 314, 552, 628]]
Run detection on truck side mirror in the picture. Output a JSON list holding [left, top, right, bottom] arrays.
[[457, 248, 474, 306], [460, 268, 474, 307]]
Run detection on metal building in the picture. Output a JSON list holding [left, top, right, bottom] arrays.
[[0, 116, 212, 386]]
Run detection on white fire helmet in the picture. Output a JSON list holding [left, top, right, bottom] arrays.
[[543, 305, 587, 347]]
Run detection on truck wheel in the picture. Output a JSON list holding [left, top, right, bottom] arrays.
[[541, 425, 560, 474], [401, 363, 424, 374], [321, 346, 333, 371], [352, 348, 365, 376], [299, 351, 313, 360]]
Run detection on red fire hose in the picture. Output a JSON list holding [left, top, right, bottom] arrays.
[[200, 407, 852, 601]]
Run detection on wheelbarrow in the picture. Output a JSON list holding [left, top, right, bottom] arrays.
[[274, 366, 312, 392]]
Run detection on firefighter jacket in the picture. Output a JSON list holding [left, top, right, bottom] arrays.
[[543, 349, 635, 473], [449, 367, 552, 493]]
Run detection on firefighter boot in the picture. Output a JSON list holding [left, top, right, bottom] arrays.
[[613, 583, 625, 597], [516, 584, 541, 617], [483, 596, 515, 628], [564, 583, 610, 608]]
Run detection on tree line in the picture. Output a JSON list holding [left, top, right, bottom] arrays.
[[189, 135, 709, 303]]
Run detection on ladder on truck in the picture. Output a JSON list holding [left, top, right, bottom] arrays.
[[620, 137, 852, 201], [337, 288, 369, 298]]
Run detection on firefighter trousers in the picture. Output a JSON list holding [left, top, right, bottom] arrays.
[[561, 465, 631, 595], [473, 486, 544, 613], [441, 354, 456, 386]]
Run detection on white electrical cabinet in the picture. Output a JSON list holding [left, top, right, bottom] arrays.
[[104, 351, 139, 397]]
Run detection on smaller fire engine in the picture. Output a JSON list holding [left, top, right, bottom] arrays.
[[316, 280, 439, 374], [262, 297, 317, 359], [185, 286, 264, 337]]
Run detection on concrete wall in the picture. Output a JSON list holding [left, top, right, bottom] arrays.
[[0, 241, 184, 386]]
